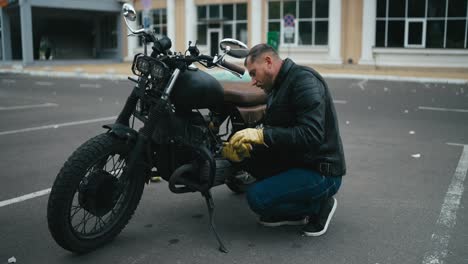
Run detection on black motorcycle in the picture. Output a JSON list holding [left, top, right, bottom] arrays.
[[47, 3, 267, 254]]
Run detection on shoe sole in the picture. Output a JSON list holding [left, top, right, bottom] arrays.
[[302, 197, 337, 237], [259, 218, 308, 227]]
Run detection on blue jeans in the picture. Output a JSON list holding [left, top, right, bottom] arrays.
[[246, 168, 342, 218]]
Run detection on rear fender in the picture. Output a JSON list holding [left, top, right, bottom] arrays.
[[228, 105, 266, 136]]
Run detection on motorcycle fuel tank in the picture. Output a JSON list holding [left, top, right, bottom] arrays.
[[171, 69, 224, 110]]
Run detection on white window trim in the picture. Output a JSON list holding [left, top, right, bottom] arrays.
[[405, 19, 426, 48], [372, 47, 468, 67], [207, 28, 222, 56], [373, 47, 468, 55]]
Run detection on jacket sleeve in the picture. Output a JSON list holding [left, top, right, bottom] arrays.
[[262, 76, 326, 152]]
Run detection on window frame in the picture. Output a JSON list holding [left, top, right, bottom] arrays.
[[137, 8, 168, 47], [405, 18, 426, 48], [267, 0, 329, 47], [376, 0, 468, 49], [196, 4, 248, 46], [0, 15, 3, 60]]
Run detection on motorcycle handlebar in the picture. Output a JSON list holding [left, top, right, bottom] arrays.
[[219, 60, 245, 76], [182, 55, 245, 76]]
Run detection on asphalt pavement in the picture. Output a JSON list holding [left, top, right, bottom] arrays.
[[0, 73, 467, 264]]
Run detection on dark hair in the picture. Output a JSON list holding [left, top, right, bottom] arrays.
[[244, 43, 279, 66]]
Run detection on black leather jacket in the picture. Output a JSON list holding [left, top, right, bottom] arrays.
[[250, 58, 346, 178]]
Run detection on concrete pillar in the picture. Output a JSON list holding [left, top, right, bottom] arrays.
[[328, 0, 342, 63], [249, 0, 262, 47], [167, 0, 175, 48], [20, 0, 34, 64], [116, 14, 123, 61], [184, 0, 196, 45], [1, 8, 12, 60], [126, 19, 138, 60], [359, 0, 376, 65]]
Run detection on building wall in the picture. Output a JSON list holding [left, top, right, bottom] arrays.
[[122, 16, 128, 59], [341, 0, 362, 64], [195, 0, 247, 5], [175, 0, 185, 52], [127, 0, 468, 68], [5, 0, 463, 68], [134, 0, 166, 10], [261, 0, 266, 43]]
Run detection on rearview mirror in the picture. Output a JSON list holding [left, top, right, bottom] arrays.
[[220, 38, 249, 59], [122, 4, 137, 22]]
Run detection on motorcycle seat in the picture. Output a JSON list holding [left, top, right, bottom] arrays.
[[223, 83, 267, 107]]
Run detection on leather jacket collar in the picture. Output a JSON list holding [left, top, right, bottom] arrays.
[[271, 58, 294, 92]]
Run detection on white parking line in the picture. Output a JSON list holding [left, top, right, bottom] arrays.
[[447, 142, 468, 147], [0, 116, 117, 136], [422, 145, 468, 264], [35, 81, 54, 86], [1, 79, 16, 84], [80, 83, 102, 89], [418, 106, 468, 113], [333, 100, 347, 104], [0, 188, 51, 208], [0, 168, 123, 208], [0, 103, 58, 111]]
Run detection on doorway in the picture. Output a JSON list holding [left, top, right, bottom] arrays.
[[208, 29, 221, 57]]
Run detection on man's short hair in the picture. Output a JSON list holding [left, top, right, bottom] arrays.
[[244, 43, 279, 66]]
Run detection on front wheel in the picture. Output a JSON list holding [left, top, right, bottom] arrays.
[[47, 133, 146, 253]]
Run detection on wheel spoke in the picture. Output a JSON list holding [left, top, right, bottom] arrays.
[[68, 150, 135, 238], [70, 205, 83, 218], [97, 216, 106, 230], [81, 211, 88, 234], [111, 157, 126, 178], [90, 216, 99, 233]]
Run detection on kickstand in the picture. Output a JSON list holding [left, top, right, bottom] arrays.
[[202, 190, 228, 253]]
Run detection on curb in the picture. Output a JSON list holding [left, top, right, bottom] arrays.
[[0, 69, 129, 81], [1, 68, 467, 84], [320, 73, 468, 85]]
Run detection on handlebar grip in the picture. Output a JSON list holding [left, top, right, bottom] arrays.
[[219, 60, 245, 76]]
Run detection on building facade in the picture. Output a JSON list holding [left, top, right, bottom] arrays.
[[0, 0, 123, 64], [2, 0, 468, 68]]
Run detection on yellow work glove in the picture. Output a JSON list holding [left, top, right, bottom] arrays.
[[221, 142, 252, 162], [230, 128, 265, 149]]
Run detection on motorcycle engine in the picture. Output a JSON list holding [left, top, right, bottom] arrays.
[[153, 110, 215, 182]]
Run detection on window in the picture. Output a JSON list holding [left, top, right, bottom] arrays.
[[376, 0, 468, 49], [267, 0, 329, 46], [137, 8, 167, 46], [101, 15, 117, 49], [196, 4, 248, 45], [0, 19, 2, 60]]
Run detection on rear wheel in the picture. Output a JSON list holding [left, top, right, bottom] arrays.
[[47, 133, 146, 253]]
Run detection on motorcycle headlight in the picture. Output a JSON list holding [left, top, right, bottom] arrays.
[[150, 62, 166, 79], [136, 57, 151, 75]]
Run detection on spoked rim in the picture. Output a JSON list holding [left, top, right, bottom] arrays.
[[68, 153, 132, 239]]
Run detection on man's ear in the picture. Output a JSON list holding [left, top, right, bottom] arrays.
[[264, 55, 273, 68]]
